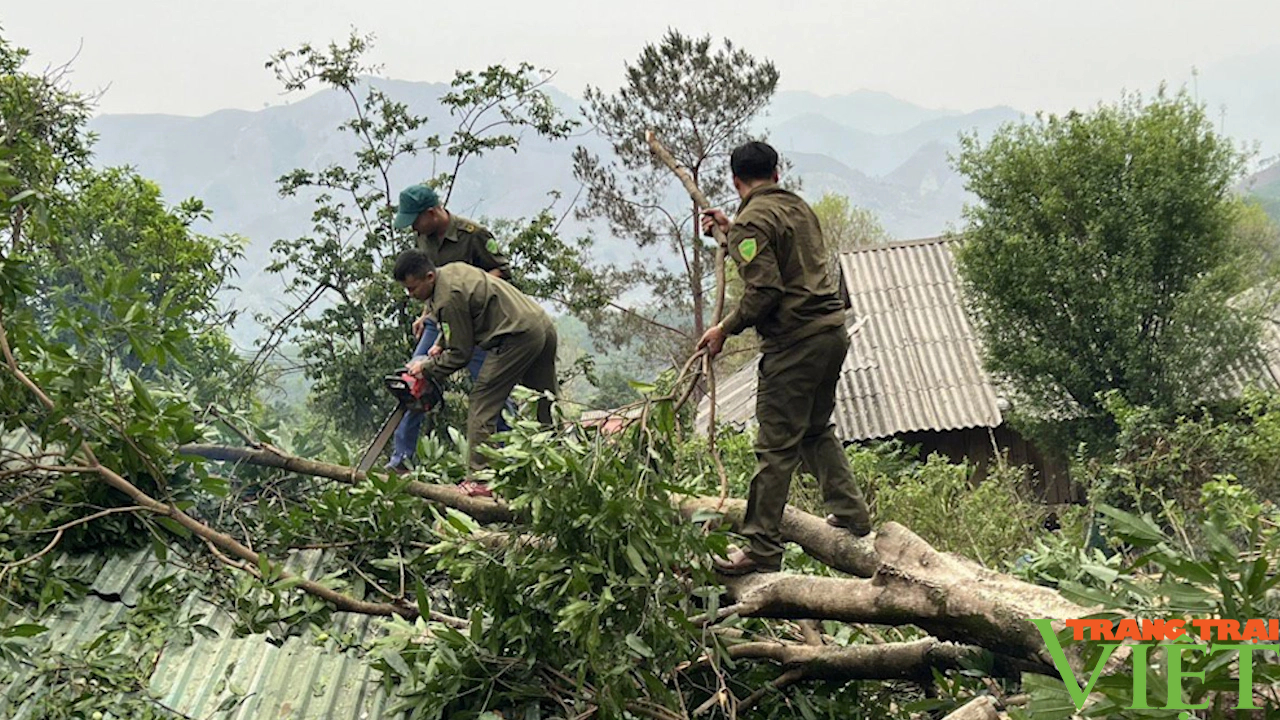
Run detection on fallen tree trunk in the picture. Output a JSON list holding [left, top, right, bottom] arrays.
[[182, 442, 1094, 671], [720, 525, 1088, 671], [680, 496, 879, 577]]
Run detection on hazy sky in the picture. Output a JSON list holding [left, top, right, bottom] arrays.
[[6, 0, 1278, 117]]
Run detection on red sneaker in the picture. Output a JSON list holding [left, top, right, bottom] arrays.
[[457, 479, 493, 498]]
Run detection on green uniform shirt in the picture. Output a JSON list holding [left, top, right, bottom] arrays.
[[417, 263, 550, 382], [415, 213, 511, 279], [720, 183, 846, 353]]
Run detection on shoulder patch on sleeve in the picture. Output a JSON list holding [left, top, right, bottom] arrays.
[[441, 322, 451, 343], [486, 237, 500, 254], [738, 237, 758, 263]]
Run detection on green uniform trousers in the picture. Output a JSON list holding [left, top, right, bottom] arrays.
[[741, 325, 870, 565], [467, 320, 559, 470]]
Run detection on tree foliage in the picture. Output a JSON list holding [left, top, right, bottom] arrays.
[[572, 30, 779, 362], [252, 30, 606, 438], [810, 192, 892, 253], [953, 87, 1277, 444], [371, 398, 732, 719]]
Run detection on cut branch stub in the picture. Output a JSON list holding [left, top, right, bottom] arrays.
[[941, 697, 1003, 720]]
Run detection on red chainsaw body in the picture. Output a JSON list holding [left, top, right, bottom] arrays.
[[383, 369, 443, 413]]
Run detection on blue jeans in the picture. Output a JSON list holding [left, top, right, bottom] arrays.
[[389, 318, 511, 467]]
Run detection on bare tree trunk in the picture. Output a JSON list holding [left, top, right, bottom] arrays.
[[690, 196, 705, 339]]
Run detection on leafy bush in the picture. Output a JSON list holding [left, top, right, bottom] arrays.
[[1081, 390, 1280, 535], [370, 396, 731, 719]]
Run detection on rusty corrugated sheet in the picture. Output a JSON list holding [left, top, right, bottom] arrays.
[[697, 237, 1005, 440], [1, 549, 405, 719]]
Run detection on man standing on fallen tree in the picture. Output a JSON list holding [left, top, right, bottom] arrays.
[[394, 249, 559, 497], [697, 140, 872, 576], [387, 183, 515, 473]]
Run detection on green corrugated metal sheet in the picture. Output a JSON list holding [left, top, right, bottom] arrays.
[[1, 548, 406, 719]]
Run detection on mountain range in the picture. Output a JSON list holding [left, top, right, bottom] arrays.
[[83, 45, 1280, 347]]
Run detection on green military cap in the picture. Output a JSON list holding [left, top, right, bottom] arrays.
[[393, 184, 440, 230]]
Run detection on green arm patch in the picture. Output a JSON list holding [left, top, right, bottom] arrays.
[[486, 237, 499, 254], [738, 237, 758, 263]]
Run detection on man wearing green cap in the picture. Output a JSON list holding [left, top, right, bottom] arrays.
[[388, 183, 516, 472], [393, 249, 558, 497]]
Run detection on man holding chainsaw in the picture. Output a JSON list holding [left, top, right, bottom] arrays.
[[394, 249, 558, 497], [697, 141, 872, 576], [386, 183, 515, 473]]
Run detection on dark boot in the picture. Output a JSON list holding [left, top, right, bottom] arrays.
[[713, 546, 781, 576], [825, 513, 872, 537]]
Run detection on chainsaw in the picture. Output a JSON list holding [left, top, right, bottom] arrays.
[[356, 368, 445, 474]]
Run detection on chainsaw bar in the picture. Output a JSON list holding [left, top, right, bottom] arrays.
[[357, 405, 407, 474]]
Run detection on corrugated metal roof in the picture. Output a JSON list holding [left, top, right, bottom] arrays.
[[698, 237, 1280, 439], [1, 548, 405, 719], [698, 237, 1005, 440]]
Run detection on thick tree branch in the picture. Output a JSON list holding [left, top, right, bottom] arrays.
[[727, 637, 1035, 682], [681, 497, 881, 578], [719, 520, 1093, 670], [177, 443, 513, 523]]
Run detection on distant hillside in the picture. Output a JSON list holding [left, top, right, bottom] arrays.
[[84, 80, 1025, 344], [760, 89, 959, 135], [1244, 160, 1280, 222], [767, 105, 1022, 177]]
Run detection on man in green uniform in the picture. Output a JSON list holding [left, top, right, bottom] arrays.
[[387, 184, 516, 472], [393, 249, 558, 497], [698, 141, 872, 575]]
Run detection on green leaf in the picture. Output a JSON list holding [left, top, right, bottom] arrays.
[[689, 509, 723, 524], [624, 633, 654, 659], [1080, 562, 1120, 585], [626, 380, 657, 395], [155, 517, 192, 539], [625, 543, 648, 577], [382, 651, 411, 678], [1096, 504, 1166, 544], [1056, 581, 1120, 608], [415, 579, 431, 621], [128, 373, 159, 415], [1, 624, 47, 638], [444, 509, 478, 535]]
